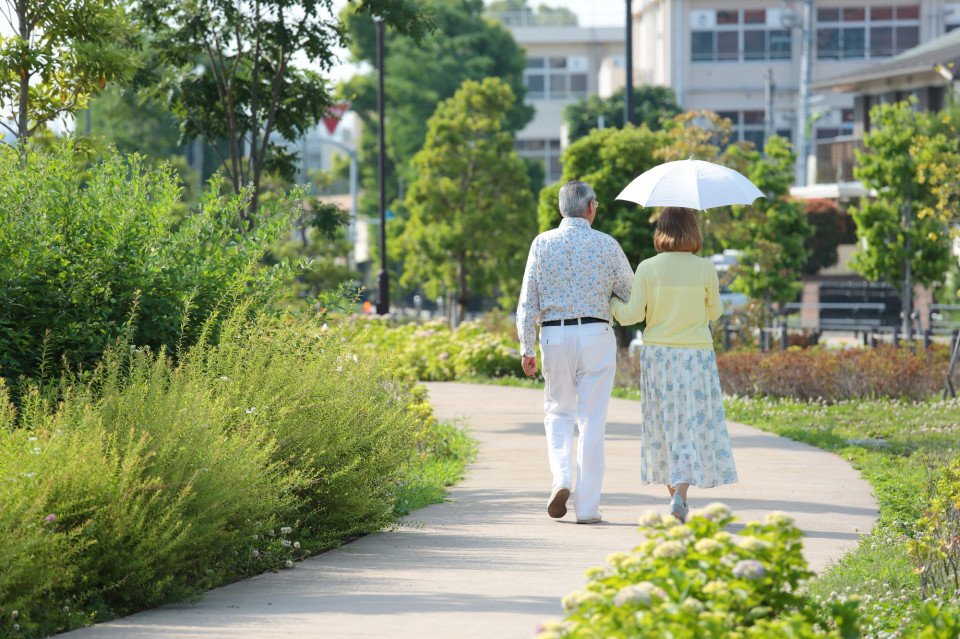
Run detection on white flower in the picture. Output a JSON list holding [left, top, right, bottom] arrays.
[[613, 584, 651, 606], [694, 538, 723, 554], [11, 611, 17, 619], [246, 407, 256, 414], [352, 354, 358, 363], [252, 534, 259, 540], [681, 597, 705, 613], [294, 542, 301, 549], [218, 376, 229, 381], [733, 535, 767, 551], [562, 589, 604, 610], [763, 511, 794, 527], [251, 550, 260, 557], [703, 580, 729, 596], [638, 510, 664, 528], [732, 559, 766, 580], [281, 540, 292, 547], [280, 526, 292, 534], [285, 560, 295, 568], [701, 502, 732, 521], [652, 540, 686, 559], [268, 529, 275, 536]]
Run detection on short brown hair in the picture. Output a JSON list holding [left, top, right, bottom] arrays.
[[653, 207, 702, 253]]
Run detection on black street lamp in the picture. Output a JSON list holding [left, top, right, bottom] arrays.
[[624, 0, 633, 126], [374, 16, 389, 316]]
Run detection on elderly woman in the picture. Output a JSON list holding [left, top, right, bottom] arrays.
[[610, 206, 738, 522]]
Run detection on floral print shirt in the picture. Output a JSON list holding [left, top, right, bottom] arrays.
[[516, 217, 633, 357]]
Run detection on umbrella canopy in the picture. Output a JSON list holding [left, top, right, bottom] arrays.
[[616, 158, 765, 211]]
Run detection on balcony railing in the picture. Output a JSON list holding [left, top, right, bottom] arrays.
[[815, 135, 864, 184]]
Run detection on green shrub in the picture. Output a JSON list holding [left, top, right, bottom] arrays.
[[0, 305, 421, 638], [709, 345, 956, 401], [0, 144, 300, 389], [341, 318, 522, 381], [537, 504, 814, 638], [537, 505, 960, 639], [912, 459, 960, 602]]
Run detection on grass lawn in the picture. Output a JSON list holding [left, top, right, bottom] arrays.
[[394, 418, 478, 516]]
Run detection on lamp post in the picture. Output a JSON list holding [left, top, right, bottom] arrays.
[[624, 0, 634, 125], [374, 16, 389, 316]]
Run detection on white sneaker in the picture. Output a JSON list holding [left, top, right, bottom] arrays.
[[669, 493, 688, 523], [547, 486, 571, 518]]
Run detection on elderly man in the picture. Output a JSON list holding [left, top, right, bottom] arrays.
[[516, 180, 633, 524]]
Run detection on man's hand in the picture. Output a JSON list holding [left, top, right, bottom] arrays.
[[521, 355, 538, 378]]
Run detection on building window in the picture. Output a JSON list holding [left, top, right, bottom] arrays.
[[517, 138, 563, 184], [523, 56, 589, 101], [816, 5, 919, 60], [717, 110, 770, 147], [690, 9, 792, 63]]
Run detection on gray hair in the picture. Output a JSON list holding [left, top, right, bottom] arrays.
[[558, 181, 596, 218]]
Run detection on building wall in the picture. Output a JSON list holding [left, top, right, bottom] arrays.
[[499, 24, 626, 184], [633, 0, 949, 182]]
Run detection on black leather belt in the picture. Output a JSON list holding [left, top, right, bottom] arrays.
[[541, 317, 608, 327]]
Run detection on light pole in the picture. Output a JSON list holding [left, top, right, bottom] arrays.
[[375, 16, 389, 316], [793, 0, 814, 186], [624, 0, 634, 125]]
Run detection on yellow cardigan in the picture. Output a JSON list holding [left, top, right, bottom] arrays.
[[610, 251, 723, 349]]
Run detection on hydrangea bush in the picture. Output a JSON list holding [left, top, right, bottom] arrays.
[[537, 505, 960, 639]]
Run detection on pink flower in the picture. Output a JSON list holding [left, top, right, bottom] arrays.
[[44, 514, 56, 522]]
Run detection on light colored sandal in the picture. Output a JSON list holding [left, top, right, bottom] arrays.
[[669, 492, 688, 523]]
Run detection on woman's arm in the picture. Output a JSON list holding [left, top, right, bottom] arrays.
[[611, 264, 647, 326], [706, 264, 723, 322]]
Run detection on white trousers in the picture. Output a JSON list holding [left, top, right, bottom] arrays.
[[539, 321, 617, 519]]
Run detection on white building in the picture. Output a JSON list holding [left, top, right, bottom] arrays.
[[492, 12, 626, 184], [630, 0, 960, 188]]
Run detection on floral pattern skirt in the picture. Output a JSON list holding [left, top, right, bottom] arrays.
[[638, 345, 738, 488]]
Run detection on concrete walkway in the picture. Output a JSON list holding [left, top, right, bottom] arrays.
[[63, 382, 878, 639]]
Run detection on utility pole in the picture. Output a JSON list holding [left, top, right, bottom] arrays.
[[794, 0, 814, 186], [624, 0, 633, 125], [902, 189, 913, 343], [763, 68, 775, 152], [375, 16, 389, 316]]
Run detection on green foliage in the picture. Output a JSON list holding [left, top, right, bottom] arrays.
[[341, 318, 523, 381], [802, 198, 859, 275], [563, 86, 682, 143], [0, 306, 428, 638], [722, 394, 960, 636], [394, 415, 478, 515], [851, 100, 954, 290], [342, 0, 533, 219], [396, 78, 536, 319], [912, 459, 960, 602], [0, 144, 300, 389], [723, 137, 812, 305], [136, 0, 432, 216], [537, 506, 820, 638], [538, 124, 666, 267], [0, 0, 140, 143]]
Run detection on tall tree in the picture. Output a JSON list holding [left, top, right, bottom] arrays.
[[487, 0, 578, 25], [722, 136, 811, 308], [851, 99, 954, 333], [136, 0, 432, 221], [341, 0, 533, 219], [537, 124, 667, 268], [395, 78, 535, 323], [563, 86, 681, 144], [0, 0, 139, 147]]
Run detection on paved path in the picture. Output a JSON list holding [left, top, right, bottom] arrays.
[[63, 382, 878, 639]]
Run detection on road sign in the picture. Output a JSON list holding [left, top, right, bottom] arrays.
[[322, 103, 350, 135]]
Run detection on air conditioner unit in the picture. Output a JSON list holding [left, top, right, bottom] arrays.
[[690, 10, 715, 28]]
